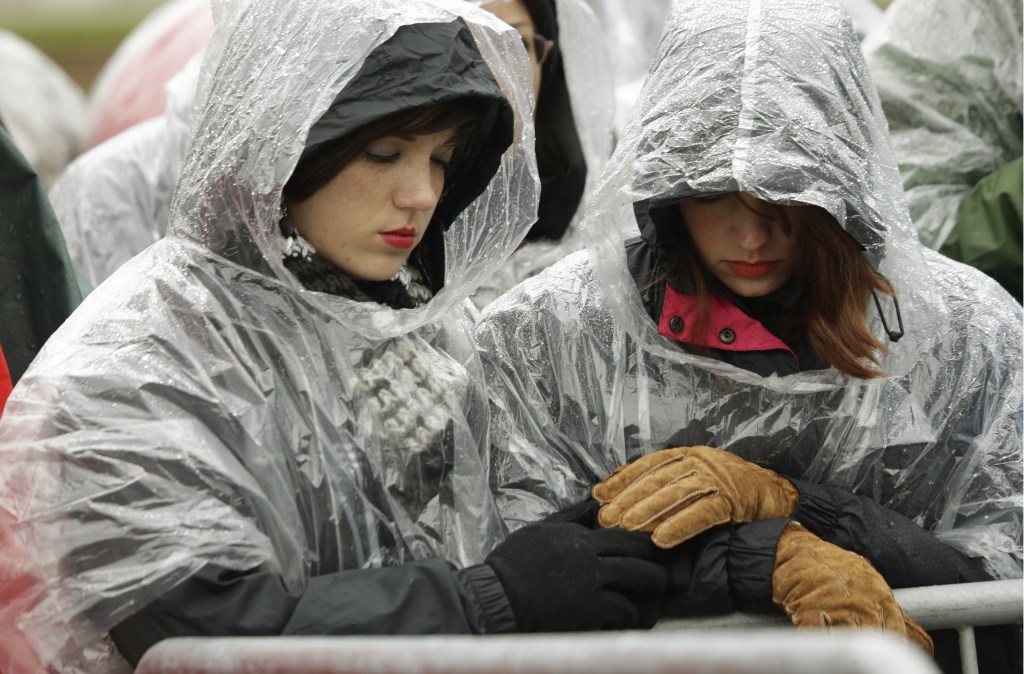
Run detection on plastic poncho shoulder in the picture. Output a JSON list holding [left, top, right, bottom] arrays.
[[0, 0, 538, 672], [477, 0, 1022, 580]]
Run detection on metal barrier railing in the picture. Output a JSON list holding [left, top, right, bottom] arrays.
[[137, 630, 941, 674], [133, 580, 1021, 674], [655, 579, 1024, 674]]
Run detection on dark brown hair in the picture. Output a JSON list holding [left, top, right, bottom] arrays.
[[284, 97, 490, 203], [668, 199, 895, 379]]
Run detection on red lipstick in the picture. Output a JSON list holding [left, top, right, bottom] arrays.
[[727, 261, 779, 277], [380, 227, 416, 249]]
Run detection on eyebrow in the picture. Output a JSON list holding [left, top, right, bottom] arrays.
[[391, 133, 461, 147]]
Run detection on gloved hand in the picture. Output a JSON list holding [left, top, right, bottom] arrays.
[[772, 522, 933, 655], [592, 445, 798, 548], [484, 522, 669, 632]]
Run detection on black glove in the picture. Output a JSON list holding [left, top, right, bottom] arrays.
[[484, 522, 669, 632]]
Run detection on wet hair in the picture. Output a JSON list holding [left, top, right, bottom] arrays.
[[668, 199, 895, 379], [283, 97, 491, 204]]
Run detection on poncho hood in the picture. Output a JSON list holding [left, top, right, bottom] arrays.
[[172, 0, 536, 334], [584, 0, 952, 374]]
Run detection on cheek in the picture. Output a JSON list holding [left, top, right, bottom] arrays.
[[686, 220, 721, 253]]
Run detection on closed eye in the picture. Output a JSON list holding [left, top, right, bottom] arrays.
[[364, 151, 398, 164]]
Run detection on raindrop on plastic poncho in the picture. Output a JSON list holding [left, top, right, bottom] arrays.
[[0, 0, 538, 671], [477, 0, 1022, 582]]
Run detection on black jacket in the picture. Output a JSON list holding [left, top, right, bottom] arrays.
[[109, 561, 516, 666]]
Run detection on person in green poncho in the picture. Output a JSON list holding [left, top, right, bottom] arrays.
[[864, 0, 1022, 303]]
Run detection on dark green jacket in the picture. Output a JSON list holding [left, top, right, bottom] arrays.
[[0, 124, 83, 386], [940, 157, 1023, 303]]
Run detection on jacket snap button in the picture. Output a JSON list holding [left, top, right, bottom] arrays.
[[669, 316, 685, 333], [719, 328, 736, 344]]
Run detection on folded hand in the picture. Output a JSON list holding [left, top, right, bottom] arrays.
[[592, 445, 798, 548]]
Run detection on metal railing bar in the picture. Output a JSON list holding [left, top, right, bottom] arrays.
[[654, 579, 1023, 632]]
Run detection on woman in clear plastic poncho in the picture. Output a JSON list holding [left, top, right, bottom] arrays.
[[50, 56, 201, 291], [477, 0, 1021, 669], [0, 1, 670, 672], [470, 0, 616, 310]]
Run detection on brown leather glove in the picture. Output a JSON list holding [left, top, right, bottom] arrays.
[[772, 522, 933, 655], [592, 445, 798, 548]]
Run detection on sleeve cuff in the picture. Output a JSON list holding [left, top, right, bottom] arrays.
[[790, 479, 840, 538], [727, 518, 792, 612], [456, 564, 519, 634]]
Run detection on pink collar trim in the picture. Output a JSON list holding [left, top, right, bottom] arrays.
[[657, 284, 795, 355]]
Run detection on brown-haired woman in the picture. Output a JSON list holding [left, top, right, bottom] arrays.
[[477, 0, 1021, 671]]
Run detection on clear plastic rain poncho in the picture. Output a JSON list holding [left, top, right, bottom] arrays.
[[477, 0, 1022, 580], [0, 30, 86, 188], [50, 55, 201, 291], [470, 0, 616, 310], [863, 0, 1023, 250], [0, 0, 537, 671]]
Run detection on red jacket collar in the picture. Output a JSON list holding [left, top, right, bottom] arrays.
[[657, 283, 795, 356], [0, 344, 11, 417]]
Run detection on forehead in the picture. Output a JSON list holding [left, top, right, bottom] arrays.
[[481, 0, 534, 30]]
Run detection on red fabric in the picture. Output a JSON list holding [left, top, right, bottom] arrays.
[[87, 0, 214, 147], [0, 344, 11, 417], [658, 284, 794, 356]]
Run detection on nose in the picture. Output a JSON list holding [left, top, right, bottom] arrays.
[[393, 163, 442, 212], [733, 211, 772, 251]]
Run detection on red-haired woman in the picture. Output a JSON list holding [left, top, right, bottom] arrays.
[[476, 0, 1021, 671]]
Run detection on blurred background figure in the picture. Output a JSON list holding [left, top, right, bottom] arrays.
[[840, 0, 883, 36], [50, 56, 200, 291], [85, 0, 211, 148], [580, 0, 670, 134], [0, 29, 87, 188], [472, 0, 616, 309], [581, 0, 881, 135], [864, 0, 1023, 303]]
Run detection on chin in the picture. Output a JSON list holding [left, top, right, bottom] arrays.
[[728, 280, 784, 298]]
